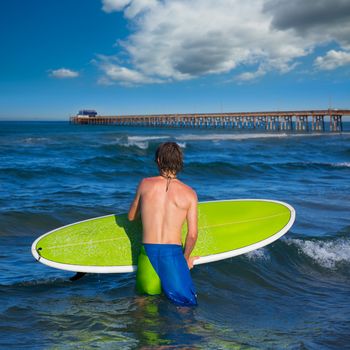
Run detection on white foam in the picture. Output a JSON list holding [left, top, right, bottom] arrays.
[[113, 131, 350, 148], [127, 136, 169, 142], [332, 162, 350, 168], [177, 142, 186, 148], [175, 133, 289, 141], [287, 161, 350, 168], [114, 136, 149, 149], [113, 135, 170, 149], [286, 238, 350, 269], [174, 132, 350, 142], [23, 137, 49, 144], [245, 248, 270, 261], [304, 161, 350, 168], [125, 139, 149, 149], [114, 135, 187, 149], [280, 132, 350, 138]]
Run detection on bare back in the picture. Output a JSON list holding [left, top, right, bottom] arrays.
[[128, 176, 197, 245], [141, 176, 195, 244]]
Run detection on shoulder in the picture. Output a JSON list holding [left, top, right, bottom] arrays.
[[138, 176, 158, 188], [141, 176, 159, 183], [177, 180, 198, 201]]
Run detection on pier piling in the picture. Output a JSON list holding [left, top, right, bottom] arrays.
[[330, 115, 342, 132], [312, 115, 325, 132]]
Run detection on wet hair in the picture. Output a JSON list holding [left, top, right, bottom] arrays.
[[155, 142, 183, 175]]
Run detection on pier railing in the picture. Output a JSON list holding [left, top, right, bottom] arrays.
[[70, 109, 349, 132]]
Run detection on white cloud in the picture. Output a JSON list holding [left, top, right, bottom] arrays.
[[102, 0, 132, 13], [314, 50, 350, 70], [236, 67, 266, 82], [264, 0, 350, 49], [49, 68, 79, 79], [97, 55, 161, 85], [98, 0, 350, 85], [102, 0, 156, 17]]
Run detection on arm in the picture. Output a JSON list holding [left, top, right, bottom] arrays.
[[128, 180, 143, 221], [183, 191, 198, 269]]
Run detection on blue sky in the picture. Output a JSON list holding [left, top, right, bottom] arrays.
[[1, 0, 350, 120]]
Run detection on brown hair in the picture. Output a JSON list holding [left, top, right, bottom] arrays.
[[155, 142, 183, 175]]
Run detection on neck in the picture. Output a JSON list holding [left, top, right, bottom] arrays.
[[160, 171, 176, 179], [160, 171, 176, 192]]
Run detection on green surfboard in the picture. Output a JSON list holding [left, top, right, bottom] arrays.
[[31, 199, 295, 273]]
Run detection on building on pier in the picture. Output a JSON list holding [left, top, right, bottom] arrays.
[[76, 110, 98, 118], [70, 109, 348, 132]]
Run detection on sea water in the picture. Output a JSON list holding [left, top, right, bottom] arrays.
[[0, 121, 349, 349]]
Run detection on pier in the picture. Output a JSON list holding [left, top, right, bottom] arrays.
[[70, 109, 349, 132]]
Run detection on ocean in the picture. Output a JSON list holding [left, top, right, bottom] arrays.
[[0, 121, 349, 349]]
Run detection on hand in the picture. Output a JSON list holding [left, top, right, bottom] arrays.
[[186, 256, 199, 270]]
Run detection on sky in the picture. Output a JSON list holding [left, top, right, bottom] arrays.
[[1, 0, 350, 120]]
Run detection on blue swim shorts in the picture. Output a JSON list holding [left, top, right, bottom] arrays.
[[136, 243, 197, 306]]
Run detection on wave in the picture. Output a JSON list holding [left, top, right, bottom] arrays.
[[0, 136, 54, 147], [184, 160, 350, 176], [1, 158, 347, 185], [285, 237, 350, 269], [111, 136, 186, 150], [127, 136, 169, 142], [174, 132, 350, 142], [79, 155, 145, 170], [117, 137, 149, 150], [175, 133, 289, 141], [22, 137, 52, 145], [105, 132, 314, 150], [86, 131, 350, 151], [0, 166, 74, 180], [278, 161, 350, 170], [21, 136, 75, 146], [4, 130, 350, 149], [1, 276, 70, 288], [113, 135, 167, 150], [238, 234, 350, 273], [245, 248, 270, 261], [185, 161, 257, 177], [331, 162, 350, 168]]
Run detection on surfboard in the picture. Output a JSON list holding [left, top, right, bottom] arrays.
[[31, 199, 295, 273]]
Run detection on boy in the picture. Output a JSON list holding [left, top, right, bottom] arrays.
[[128, 142, 198, 306]]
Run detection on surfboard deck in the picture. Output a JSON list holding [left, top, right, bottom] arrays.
[[31, 199, 295, 273]]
